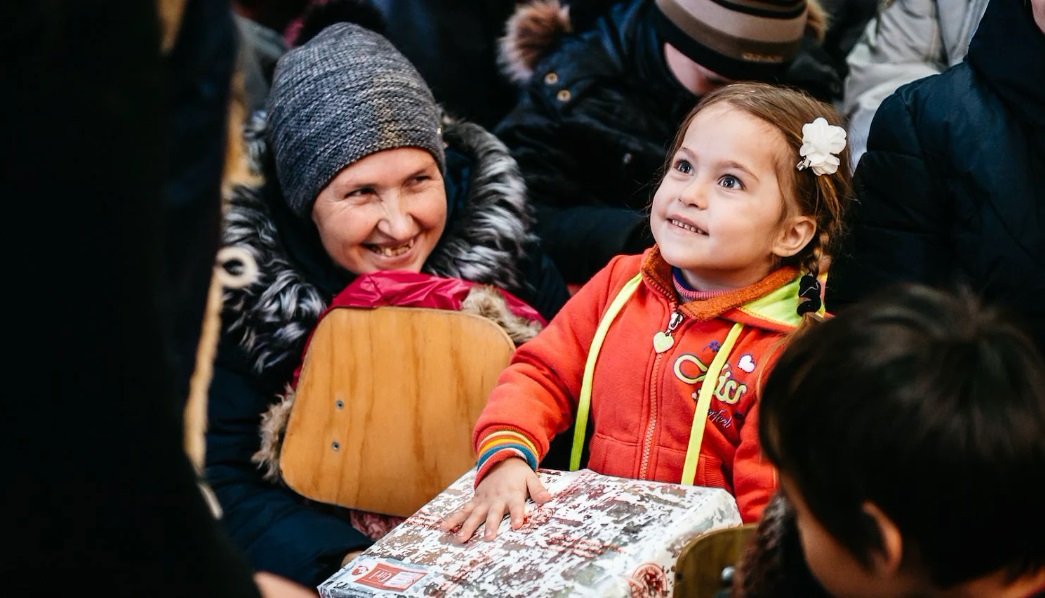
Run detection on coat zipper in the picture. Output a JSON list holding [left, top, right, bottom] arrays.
[[638, 305, 683, 479]]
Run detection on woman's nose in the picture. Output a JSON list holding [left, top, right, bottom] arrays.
[[377, 194, 414, 238]]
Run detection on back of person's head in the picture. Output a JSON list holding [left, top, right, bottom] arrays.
[[760, 283, 1045, 589], [265, 22, 445, 219], [650, 0, 827, 81], [664, 82, 850, 285]]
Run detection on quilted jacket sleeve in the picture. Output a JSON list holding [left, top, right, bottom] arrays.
[[826, 86, 950, 313]]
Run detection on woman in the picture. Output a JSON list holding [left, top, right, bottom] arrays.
[[205, 22, 569, 588]]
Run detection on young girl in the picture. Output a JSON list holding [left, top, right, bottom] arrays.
[[441, 82, 852, 541]]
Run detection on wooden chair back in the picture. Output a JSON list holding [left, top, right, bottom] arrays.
[[674, 523, 757, 597], [279, 306, 515, 518]]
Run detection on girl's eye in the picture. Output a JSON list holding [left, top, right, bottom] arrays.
[[673, 158, 693, 175], [411, 174, 431, 185], [718, 174, 743, 190]]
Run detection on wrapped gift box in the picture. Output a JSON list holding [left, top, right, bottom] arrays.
[[319, 468, 742, 597]]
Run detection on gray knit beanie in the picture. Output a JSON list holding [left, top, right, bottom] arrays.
[[266, 23, 445, 219]]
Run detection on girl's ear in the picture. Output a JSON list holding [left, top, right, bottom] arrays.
[[772, 215, 816, 258], [862, 501, 904, 576]]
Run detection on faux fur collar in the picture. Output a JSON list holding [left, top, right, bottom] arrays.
[[221, 113, 535, 374]]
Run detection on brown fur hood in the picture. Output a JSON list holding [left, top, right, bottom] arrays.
[[499, 0, 573, 84]]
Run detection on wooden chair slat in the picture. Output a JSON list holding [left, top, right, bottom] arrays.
[[280, 306, 515, 517]]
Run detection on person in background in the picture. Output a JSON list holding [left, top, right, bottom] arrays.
[[841, 0, 989, 167], [205, 23, 569, 588], [366, 0, 521, 130], [441, 82, 852, 539], [492, 0, 839, 286], [4, 0, 311, 595], [754, 283, 1045, 597], [281, 0, 521, 130], [826, 0, 1045, 353]]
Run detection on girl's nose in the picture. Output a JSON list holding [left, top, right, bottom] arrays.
[[677, 180, 706, 208]]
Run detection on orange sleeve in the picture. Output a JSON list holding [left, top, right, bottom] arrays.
[[732, 394, 779, 522], [472, 254, 646, 464]]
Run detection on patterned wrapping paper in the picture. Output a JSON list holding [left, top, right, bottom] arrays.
[[319, 468, 742, 597]]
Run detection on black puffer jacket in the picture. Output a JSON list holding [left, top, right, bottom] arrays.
[[826, 0, 1045, 351], [205, 115, 569, 587], [494, 0, 840, 284]]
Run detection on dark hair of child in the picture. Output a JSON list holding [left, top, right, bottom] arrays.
[[758, 282, 1045, 587]]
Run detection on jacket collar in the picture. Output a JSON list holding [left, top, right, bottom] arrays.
[[641, 246, 808, 331]]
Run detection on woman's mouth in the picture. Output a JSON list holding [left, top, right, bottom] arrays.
[[669, 218, 707, 235], [366, 238, 415, 257]]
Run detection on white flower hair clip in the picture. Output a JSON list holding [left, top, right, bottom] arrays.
[[797, 117, 847, 176]]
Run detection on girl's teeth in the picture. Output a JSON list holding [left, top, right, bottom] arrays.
[[671, 219, 699, 233]]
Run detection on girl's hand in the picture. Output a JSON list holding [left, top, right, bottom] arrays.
[[439, 458, 552, 543]]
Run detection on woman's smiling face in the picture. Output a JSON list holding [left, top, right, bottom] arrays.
[[311, 147, 447, 275]]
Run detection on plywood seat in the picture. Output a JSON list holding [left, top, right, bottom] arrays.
[[279, 306, 515, 518]]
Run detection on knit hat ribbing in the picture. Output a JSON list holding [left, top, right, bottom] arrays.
[[266, 23, 445, 219], [653, 0, 808, 81]]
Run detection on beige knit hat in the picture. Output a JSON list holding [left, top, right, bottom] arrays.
[[652, 0, 808, 80]]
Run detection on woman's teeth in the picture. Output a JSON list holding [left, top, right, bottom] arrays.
[[368, 239, 414, 257]]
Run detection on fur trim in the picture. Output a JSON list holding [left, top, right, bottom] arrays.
[[461, 286, 543, 345], [253, 387, 296, 482], [221, 182, 328, 373], [425, 116, 535, 293], [222, 114, 536, 376], [498, 0, 573, 84]]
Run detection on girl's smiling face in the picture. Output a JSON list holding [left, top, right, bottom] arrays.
[[650, 103, 815, 291], [311, 147, 447, 275]]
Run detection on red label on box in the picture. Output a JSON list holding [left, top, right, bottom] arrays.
[[355, 563, 428, 591]]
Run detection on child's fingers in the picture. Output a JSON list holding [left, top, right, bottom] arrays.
[[439, 501, 473, 532], [482, 500, 508, 541], [525, 474, 552, 504], [507, 495, 529, 530], [453, 502, 491, 544]]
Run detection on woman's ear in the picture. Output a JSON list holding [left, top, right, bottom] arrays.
[[862, 501, 904, 576], [772, 215, 817, 258]]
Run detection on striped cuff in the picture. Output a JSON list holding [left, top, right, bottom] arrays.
[[475, 430, 539, 485]]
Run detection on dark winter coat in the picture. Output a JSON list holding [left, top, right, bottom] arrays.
[[10, 0, 266, 595], [493, 0, 840, 284], [205, 115, 569, 587], [826, 0, 1045, 352]]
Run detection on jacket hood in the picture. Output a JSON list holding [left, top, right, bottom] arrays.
[[221, 112, 535, 374], [499, 0, 573, 84]]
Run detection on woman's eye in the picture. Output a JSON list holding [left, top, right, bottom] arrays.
[[345, 187, 374, 198], [718, 174, 743, 190], [673, 159, 693, 175]]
